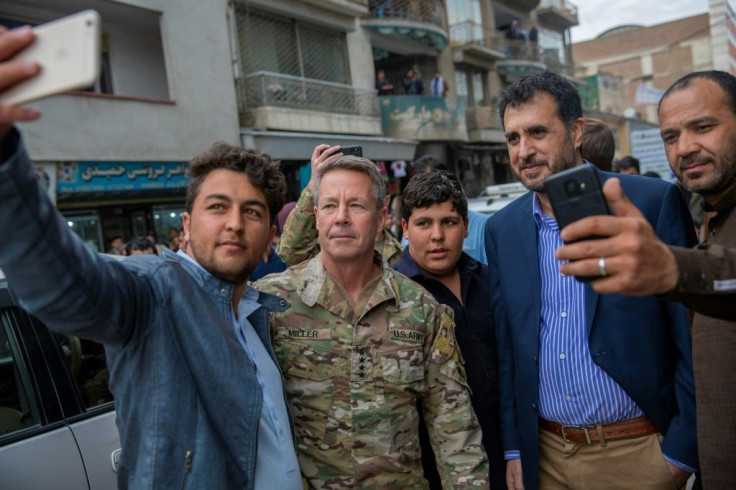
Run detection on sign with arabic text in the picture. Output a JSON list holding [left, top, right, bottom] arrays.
[[57, 161, 189, 194], [380, 95, 468, 141]]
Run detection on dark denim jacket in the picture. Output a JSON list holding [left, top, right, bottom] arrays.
[[393, 248, 506, 489], [0, 131, 292, 489]]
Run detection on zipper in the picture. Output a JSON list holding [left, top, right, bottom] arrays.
[[180, 450, 193, 490]]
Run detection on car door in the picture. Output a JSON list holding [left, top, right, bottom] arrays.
[[0, 288, 119, 489]]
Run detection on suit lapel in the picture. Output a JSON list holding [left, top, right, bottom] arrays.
[[509, 195, 542, 345]]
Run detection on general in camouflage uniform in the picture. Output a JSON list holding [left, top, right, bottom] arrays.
[[278, 183, 403, 266], [256, 252, 489, 489]]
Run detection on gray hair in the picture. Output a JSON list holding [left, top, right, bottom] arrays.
[[313, 156, 386, 210]]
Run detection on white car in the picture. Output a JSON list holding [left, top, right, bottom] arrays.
[[467, 182, 527, 216], [0, 267, 120, 489]]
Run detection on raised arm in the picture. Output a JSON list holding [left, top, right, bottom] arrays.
[[277, 144, 341, 265], [0, 27, 149, 347]]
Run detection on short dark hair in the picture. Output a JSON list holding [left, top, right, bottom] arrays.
[[185, 142, 286, 226], [498, 70, 583, 129], [659, 70, 736, 116], [401, 170, 468, 222], [581, 118, 615, 171], [613, 155, 640, 174], [124, 237, 157, 256]]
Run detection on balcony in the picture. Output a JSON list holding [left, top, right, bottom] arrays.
[[237, 72, 380, 135], [379, 95, 468, 141], [537, 0, 579, 30], [449, 22, 505, 66], [362, 0, 448, 51], [495, 40, 546, 81]]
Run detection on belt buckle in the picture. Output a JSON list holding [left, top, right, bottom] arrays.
[[560, 424, 594, 444]]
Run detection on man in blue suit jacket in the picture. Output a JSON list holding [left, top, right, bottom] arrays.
[[484, 71, 698, 489]]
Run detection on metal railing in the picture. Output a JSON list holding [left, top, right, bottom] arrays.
[[237, 71, 379, 117], [539, 0, 578, 19], [367, 0, 447, 31], [466, 103, 501, 131], [449, 22, 506, 52]]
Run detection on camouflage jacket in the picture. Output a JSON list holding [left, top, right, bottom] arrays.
[[278, 187, 403, 266], [256, 254, 489, 489]]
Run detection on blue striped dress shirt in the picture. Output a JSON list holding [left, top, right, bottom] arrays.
[[533, 194, 643, 425], [504, 191, 694, 473]]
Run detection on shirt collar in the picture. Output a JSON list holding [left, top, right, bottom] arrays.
[[704, 184, 736, 215]]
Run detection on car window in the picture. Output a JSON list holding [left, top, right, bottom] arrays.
[[0, 320, 40, 436], [57, 335, 113, 409]]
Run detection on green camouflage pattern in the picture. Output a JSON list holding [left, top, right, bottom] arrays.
[[278, 187, 403, 266], [256, 255, 489, 489]]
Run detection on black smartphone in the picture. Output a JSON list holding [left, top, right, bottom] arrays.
[[341, 145, 363, 158], [544, 165, 611, 281]]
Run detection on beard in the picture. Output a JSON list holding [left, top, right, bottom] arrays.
[[675, 143, 736, 199], [512, 134, 578, 192], [187, 236, 258, 285]]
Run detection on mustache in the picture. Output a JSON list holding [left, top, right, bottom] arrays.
[[679, 154, 712, 170], [519, 157, 546, 169], [328, 226, 356, 238]]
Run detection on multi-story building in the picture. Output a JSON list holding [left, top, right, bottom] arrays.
[[709, 0, 736, 75], [2, 0, 589, 250], [573, 14, 712, 123], [1, 0, 241, 252]]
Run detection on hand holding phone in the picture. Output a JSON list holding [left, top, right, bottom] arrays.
[[0, 27, 42, 130], [544, 165, 611, 281], [0, 10, 101, 107], [341, 145, 363, 158]]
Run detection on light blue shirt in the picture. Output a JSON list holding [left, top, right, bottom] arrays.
[[177, 251, 301, 487], [464, 210, 489, 264]]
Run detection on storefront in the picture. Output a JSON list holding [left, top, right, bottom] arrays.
[[41, 160, 190, 253]]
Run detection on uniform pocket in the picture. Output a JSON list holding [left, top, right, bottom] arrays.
[[381, 347, 425, 384]]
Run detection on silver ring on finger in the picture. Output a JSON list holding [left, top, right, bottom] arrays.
[[598, 257, 607, 277]]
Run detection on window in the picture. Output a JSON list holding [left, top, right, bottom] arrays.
[[237, 7, 351, 84], [153, 205, 185, 249], [0, 2, 169, 100], [56, 335, 112, 409], [447, 0, 482, 25], [455, 70, 469, 99], [64, 211, 104, 253], [0, 320, 40, 436], [472, 72, 485, 104]]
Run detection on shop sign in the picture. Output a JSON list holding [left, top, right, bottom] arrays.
[[380, 95, 468, 141], [57, 161, 189, 193]]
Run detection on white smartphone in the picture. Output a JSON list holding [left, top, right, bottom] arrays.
[[0, 10, 101, 106]]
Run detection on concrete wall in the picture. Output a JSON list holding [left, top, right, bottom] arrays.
[[710, 0, 728, 71], [15, 0, 240, 161]]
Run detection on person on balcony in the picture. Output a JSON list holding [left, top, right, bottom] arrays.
[[430, 70, 449, 97], [403, 69, 424, 95], [375, 69, 394, 96]]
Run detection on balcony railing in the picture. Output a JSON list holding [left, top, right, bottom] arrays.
[[368, 0, 448, 31], [466, 103, 501, 131], [539, 0, 578, 18], [450, 22, 505, 53], [237, 72, 379, 117]]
